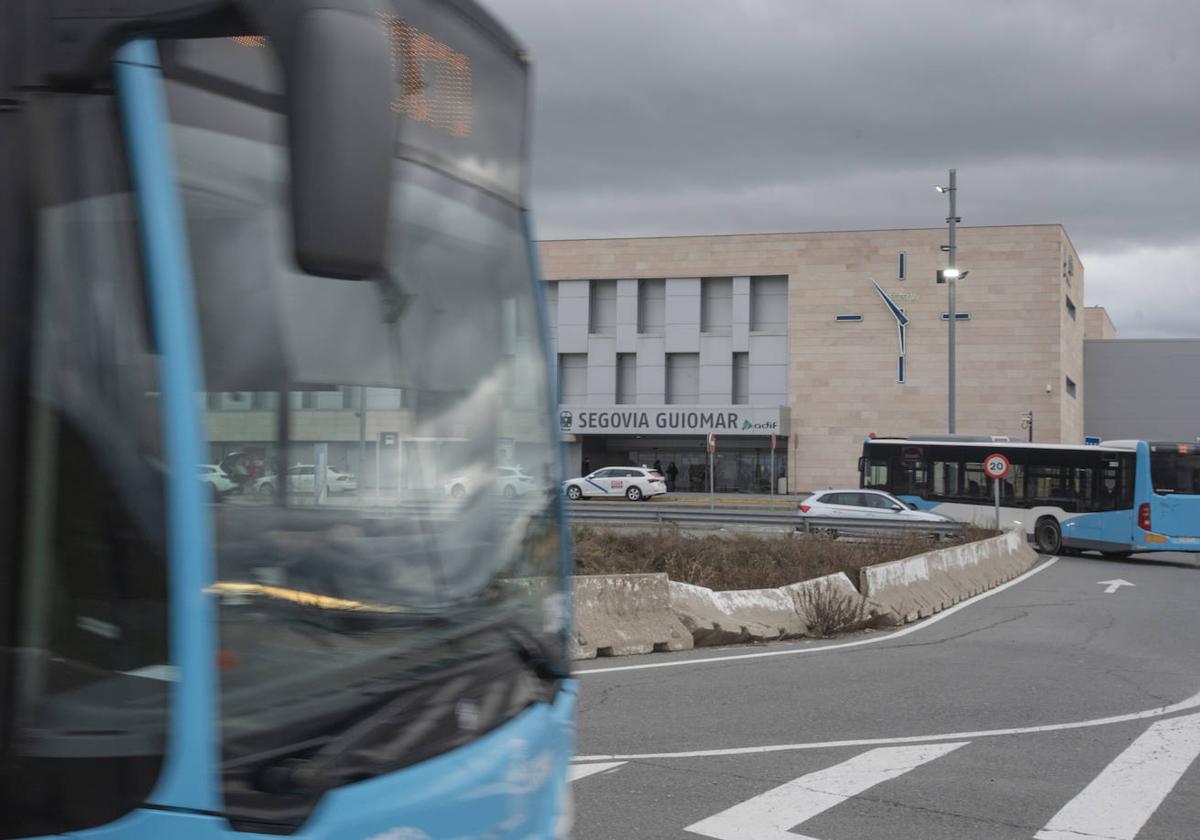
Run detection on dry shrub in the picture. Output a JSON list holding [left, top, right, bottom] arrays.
[[571, 523, 997, 593], [800, 579, 870, 637]]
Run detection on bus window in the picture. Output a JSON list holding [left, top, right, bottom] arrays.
[[932, 460, 959, 500], [1150, 444, 1200, 495], [962, 461, 990, 500], [863, 459, 889, 488], [3, 95, 167, 836], [1098, 457, 1133, 510]]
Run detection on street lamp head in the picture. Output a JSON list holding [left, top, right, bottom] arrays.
[[942, 268, 961, 280], [935, 185, 949, 193]]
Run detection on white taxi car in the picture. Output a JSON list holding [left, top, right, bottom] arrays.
[[563, 466, 667, 502]]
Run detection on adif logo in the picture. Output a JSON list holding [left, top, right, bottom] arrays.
[[742, 419, 779, 431], [559, 410, 573, 431]]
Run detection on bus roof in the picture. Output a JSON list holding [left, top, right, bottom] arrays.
[[865, 437, 1138, 453]]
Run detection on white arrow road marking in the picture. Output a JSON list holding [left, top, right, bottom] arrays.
[[1036, 711, 1200, 840], [684, 742, 968, 840], [1097, 578, 1135, 594], [567, 761, 626, 782]]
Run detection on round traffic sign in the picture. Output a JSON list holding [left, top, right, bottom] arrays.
[[983, 453, 1010, 479]]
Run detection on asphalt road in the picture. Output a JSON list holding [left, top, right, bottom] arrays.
[[569, 551, 1200, 839]]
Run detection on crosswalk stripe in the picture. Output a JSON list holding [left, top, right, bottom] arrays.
[[1036, 710, 1200, 840], [684, 741, 968, 840], [568, 761, 626, 782]]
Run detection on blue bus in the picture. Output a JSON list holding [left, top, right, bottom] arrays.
[[0, 1, 574, 838], [860, 437, 1200, 556]]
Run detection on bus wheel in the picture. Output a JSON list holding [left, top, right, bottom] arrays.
[[1035, 518, 1062, 555]]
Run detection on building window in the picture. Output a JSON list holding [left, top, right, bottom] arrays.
[[637, 278, 665, 334], [700, 277, 733, 333], [732, 352, 749, 404], [898, 252, 907, 281], [1066, 376, 1077, 399], [1065, 295, 1077, 320], [589, 279, 616, 335], [750, 275, 787, 332], [251, 391, 279, 410], [665, 353, 699, 405], [616, 353, 637, 404], [544, 281, 558, 336], [558, 353, 588, 403]]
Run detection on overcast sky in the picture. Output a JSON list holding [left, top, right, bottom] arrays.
[[490, 0, 1200, 338]]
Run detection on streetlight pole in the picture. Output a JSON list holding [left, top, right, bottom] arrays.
[[941, 169, 959, 434]]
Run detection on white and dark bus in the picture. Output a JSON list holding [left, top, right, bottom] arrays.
[[860, 436, 1200, 556]]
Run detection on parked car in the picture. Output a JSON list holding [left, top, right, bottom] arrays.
[[199, 464, 236, 498], [563, 466, 667, 502], [254, 464, 357, 496], [445, 465, 538, 499], [797, 489, 951, 522]]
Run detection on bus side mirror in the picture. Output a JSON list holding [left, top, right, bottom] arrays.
[[277, 7, 395, 279]]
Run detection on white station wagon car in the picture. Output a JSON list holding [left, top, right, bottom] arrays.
[[798, 489, 951, 522], [563, 467, 667, 502], [254, 464, 357, 496], [445, 466, 538, 499], [198, 464, 236, 497]]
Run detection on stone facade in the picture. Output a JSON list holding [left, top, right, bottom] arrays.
[[539, 224, 1084, 490], [1084, 306, 1118, 340]]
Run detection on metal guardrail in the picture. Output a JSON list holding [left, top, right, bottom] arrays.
[[566, 502, 968, 538], [224, 494, 966, 539]]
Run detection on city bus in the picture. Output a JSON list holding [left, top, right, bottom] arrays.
[[0, 1, 574, 839], [860, 437, 1200, 556]]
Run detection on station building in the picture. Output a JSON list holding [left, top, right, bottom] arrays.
[[199, 222, 1200, 495], [539, 224, 1090, 491]]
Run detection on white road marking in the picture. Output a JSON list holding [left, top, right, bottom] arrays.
[[567, 761, 626, 782], [1035, 711, 1200, 840], [684, 742, 968, 840], [575, 689, 1200, 762], [576, 556, 1059, 676], [1097, 578, 1135, 594]]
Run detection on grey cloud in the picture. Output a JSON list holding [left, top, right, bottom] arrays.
[[488, 0, 1200, 331]]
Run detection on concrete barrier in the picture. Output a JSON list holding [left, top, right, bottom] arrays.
[[669, 573, 871, 646], [860, 527, 1037, 623], [571, 573, 693, 660]]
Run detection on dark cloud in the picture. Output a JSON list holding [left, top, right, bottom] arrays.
[[490, 0, 1200, 335]]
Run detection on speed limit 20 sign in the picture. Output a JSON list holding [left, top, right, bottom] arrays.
[[983, 453, 1010, 480]]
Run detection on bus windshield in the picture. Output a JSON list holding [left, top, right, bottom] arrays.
[[1149, 443, 1200, 495], [160, 14, 563, 832]]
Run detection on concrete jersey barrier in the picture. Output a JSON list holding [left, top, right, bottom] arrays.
[[860, 527, 1037, 623], [570, 530, 1038, 659], [668, 573, 869, 646], [571, 573, 693, 660]]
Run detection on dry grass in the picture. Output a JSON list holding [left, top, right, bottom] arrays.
[[800, 579, 871, 637], [572, 524, 997, 592]]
